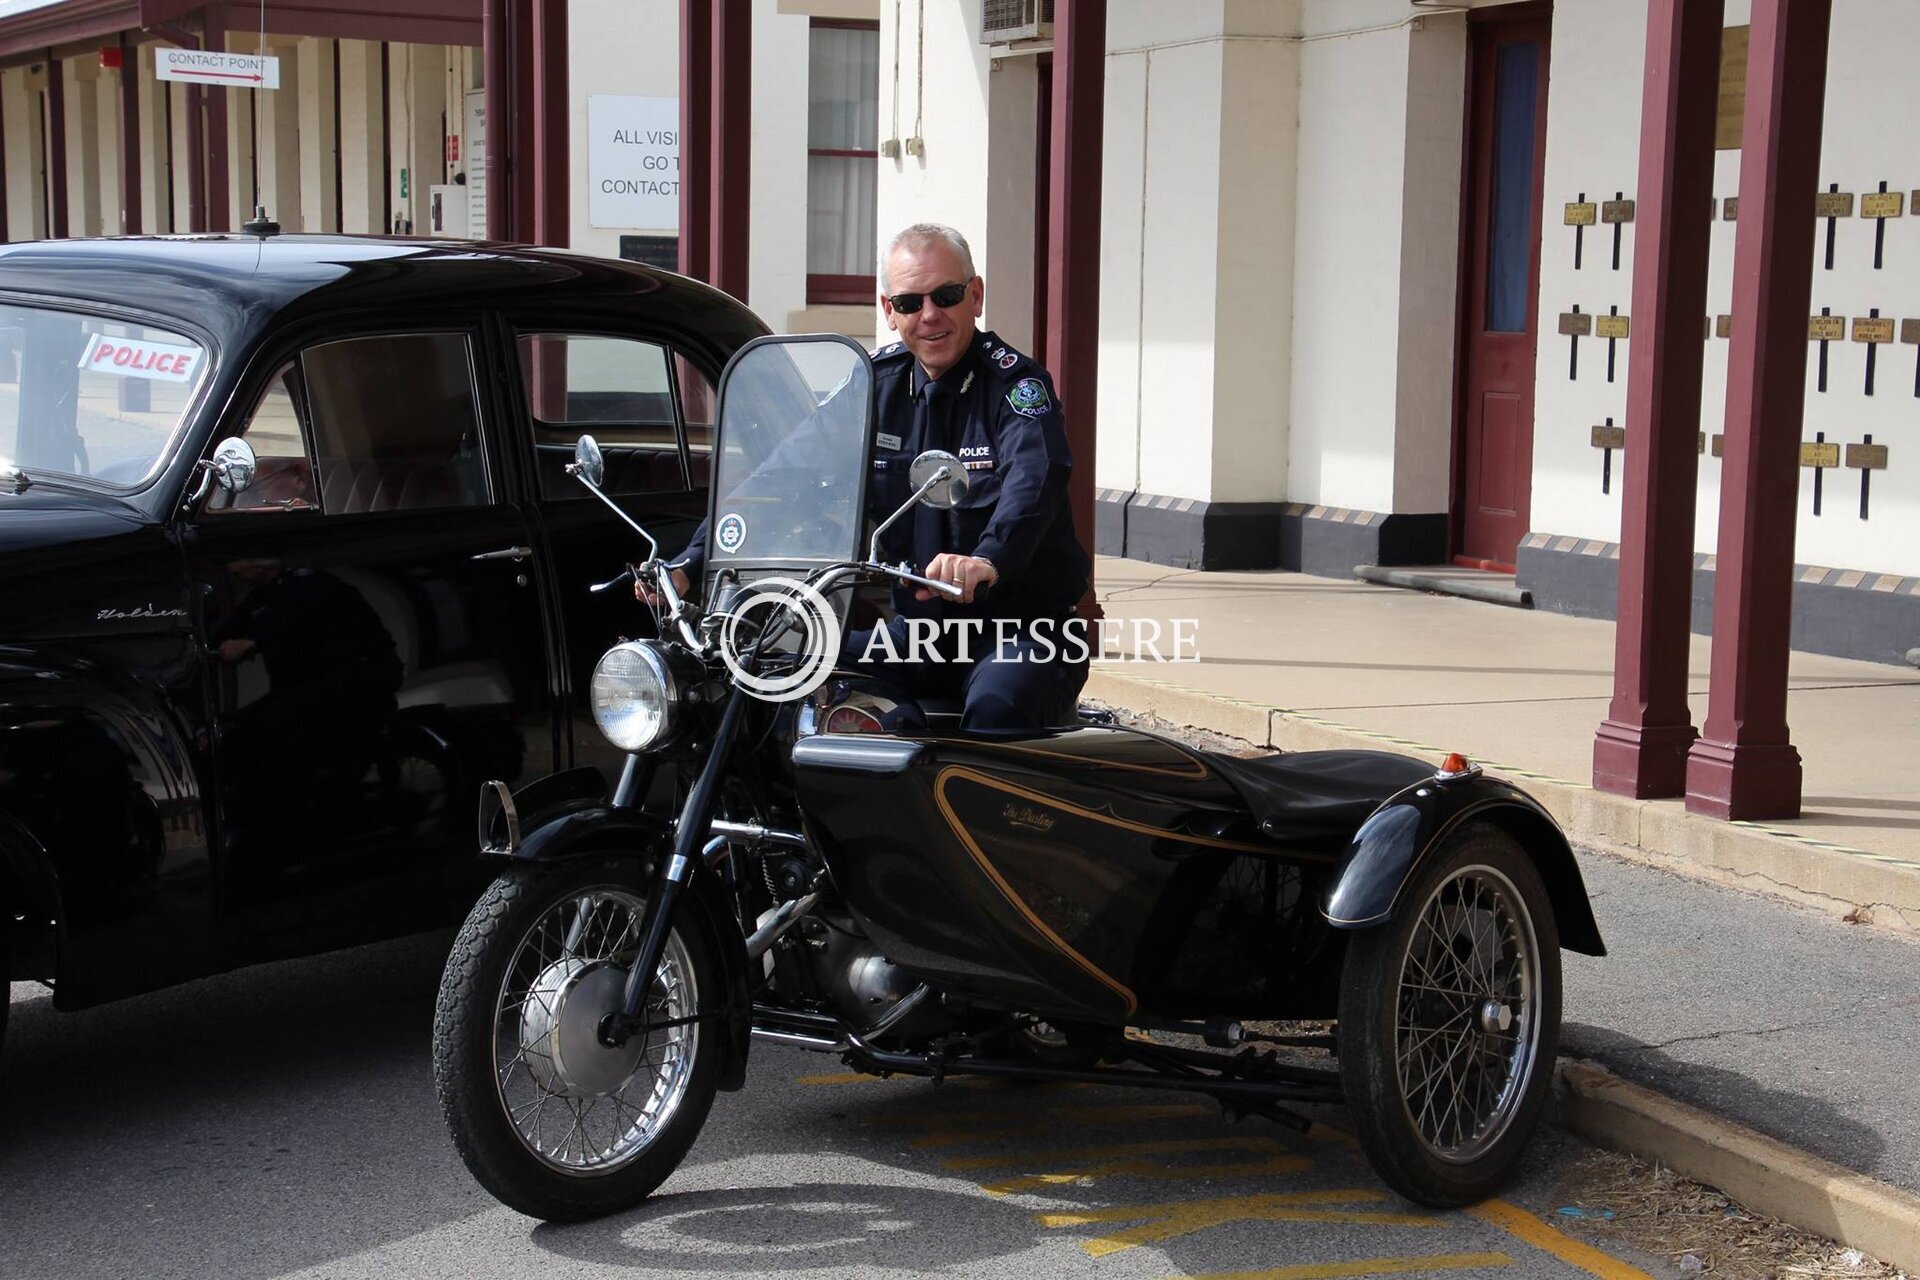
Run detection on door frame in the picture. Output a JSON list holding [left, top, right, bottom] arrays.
[[1449, 0, 1553, 569]]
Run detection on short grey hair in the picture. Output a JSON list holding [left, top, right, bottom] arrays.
[[878, 223, 976, 294]]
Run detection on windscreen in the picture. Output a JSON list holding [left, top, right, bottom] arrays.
[[706, 335, 872, 576], [0, 302, 210, 490]]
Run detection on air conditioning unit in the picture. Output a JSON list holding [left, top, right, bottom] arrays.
[[980, 0, 1053, 44]]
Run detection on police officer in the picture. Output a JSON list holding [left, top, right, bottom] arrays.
[[652, 222, 1090, 733], [857, 222, 1091, 732]]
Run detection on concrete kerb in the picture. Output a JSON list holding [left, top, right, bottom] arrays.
[[1558, 1061, 1920, 1277], [1082, 666, 1920, 933]]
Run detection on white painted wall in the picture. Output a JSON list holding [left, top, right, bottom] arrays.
[[63, 58, 103, 237], [135, 53, 172, 234], [337, 40, 385, 234], [297, 38, 340, 233], [1532, 0, 1920, 578], [1, 66, 47, 241]]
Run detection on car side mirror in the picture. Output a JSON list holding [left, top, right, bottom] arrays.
[[188, 437, 258, 506], [910, 449, 969, 508], [569, 435, 606, 489]]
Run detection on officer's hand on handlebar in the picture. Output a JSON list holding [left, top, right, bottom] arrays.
[[636, 566, 691, 607], [914, 553, 998, 605]]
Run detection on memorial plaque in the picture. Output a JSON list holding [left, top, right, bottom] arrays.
[[1716, 26, 1748, 150], [1902, 318, 1920, 345], [1564, 202, 1598, 226], [1852, 316, 1896, 344], [1809, 314, 1846, 341], [1711, 434, 1725, 458], [1846, 442, 1889, 470], [1722, 196, 1739, 220], [1815, 191, 1854, 218], [1595, 313, 1630, 340], [1862, 191, 1905, 219], [1590, 424, 1626, 450], [1800, 441, 1840, 468], [1601, 199, 1636, 224], [1716, 314, 1733, 339], [1558, 311, 1593, 337]]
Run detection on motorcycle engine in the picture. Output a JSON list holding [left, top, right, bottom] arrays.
[[760, 905, 919, 1031]]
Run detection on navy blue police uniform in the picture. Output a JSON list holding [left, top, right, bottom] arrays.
[[855, 329, 1091, 732]]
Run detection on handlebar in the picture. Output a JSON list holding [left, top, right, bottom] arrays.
[[590, 565, 637, 595]]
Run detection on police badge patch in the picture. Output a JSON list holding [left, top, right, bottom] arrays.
[[1007, 377, 1051, 417]]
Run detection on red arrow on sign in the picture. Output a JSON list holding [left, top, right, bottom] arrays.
[[173, 69, 263, 81]]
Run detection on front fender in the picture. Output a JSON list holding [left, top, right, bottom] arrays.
[[1319, 775, 1605, 955], [497, 778, 754, 1091]]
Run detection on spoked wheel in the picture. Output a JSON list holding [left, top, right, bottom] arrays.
[[1337, 822, 1561, 1206], [432, 857, 720, 1221]]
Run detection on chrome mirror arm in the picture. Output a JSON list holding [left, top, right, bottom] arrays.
[[567, 463, 661, 562], [866, 465, 954, 564]]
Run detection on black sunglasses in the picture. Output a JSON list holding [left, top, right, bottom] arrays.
[[886, 279, 972, 314]]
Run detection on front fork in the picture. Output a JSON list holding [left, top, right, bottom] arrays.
[[599, 685, 751, 1047]]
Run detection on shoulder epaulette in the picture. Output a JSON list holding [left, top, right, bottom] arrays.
[[871, 341, 909, 361]]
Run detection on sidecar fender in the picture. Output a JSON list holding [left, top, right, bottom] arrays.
[[1319, 776, 1606, 955], [500, 784, 755, 1092]]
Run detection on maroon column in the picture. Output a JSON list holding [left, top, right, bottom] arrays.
[[510, 0, 537, 240], [1591, 0, 1723, 797], [1685, 0, 1831, 820], [482, 0, 509, 239], [708, 0, 750, 301], [677, 0, 712, 281], [119, 34, 141, 235], [531, 0, 567, 247], [47, 54, 69, 238], [185, 83, 205, 231], [1045, 0, 1105, 601], [0, 73, 8, 241]]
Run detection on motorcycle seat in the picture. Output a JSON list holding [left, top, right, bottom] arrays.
[[1206, 749, 1436, 839]]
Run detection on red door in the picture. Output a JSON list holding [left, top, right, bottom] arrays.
[[1455, 8, 1551, 570]]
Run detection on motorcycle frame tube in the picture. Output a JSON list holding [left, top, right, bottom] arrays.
[[494, 766, 755, 1091], [1317, 777, 1606, 955]]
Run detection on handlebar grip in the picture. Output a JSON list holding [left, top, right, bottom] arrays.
[[590, 566, 637, 594]]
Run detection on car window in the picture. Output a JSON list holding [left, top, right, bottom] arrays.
[[302, 333, 490, 513], [201, 361, 319, 515], [517, 333, 716, 499], [0, 303, 209, 490]]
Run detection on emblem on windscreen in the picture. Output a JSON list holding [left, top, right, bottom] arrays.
[[96, 604, 188, 622], [715, 512, 748, 554]]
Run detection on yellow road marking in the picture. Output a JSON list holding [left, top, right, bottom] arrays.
[[943, 1135, 1287, 1170], [1037, 1189, 1445, 1257], [1182, 1252, 1513, 1280], [1469, 1200, 1656, 1280], [982, 1153, 1311, 1195]]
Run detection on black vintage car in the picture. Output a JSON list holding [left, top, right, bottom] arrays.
[[0, 234, 766, 1053]]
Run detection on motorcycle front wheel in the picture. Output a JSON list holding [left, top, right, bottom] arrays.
[[1336, 822, 1561, 1207], [432, 856, 721, 1221]]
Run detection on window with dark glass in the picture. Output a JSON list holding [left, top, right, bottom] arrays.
[[516, 333, 716, 498], [807, 20, 880, 305]]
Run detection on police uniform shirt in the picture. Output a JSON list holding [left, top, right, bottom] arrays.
[[869, 330, 1090, 623]]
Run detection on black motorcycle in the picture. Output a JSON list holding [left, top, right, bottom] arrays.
[[431, 334, 1604, 1221]]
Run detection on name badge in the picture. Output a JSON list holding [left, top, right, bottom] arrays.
[[876, 432, 902, 450]]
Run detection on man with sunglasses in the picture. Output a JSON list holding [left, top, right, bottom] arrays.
[[856, 222, 1092, 733]]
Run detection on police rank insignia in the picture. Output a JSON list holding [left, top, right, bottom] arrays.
[[1007, 377, 1051, 417], [996, 349, 1018, 369]]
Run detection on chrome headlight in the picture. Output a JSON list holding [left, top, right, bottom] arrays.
[[590, 641, 680, 752]]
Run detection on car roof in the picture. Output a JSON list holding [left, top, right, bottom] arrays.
[[0, 234, 767, 351]]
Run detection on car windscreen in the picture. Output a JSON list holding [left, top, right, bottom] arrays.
[[0, 302, 210, 491]]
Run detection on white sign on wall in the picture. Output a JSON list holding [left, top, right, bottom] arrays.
[[464, 90, 488, 240], [588, 96, 680, 230], [155, 48, 281, 89]]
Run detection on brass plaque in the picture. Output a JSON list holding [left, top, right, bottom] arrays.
[[1902, 318, 1920, 345], [1596, 314, 1631, 340], [1602, 200, 1636, 224], [1800, 441, 1840, 468], [1590, 425, 1627, 450], [1846, 442, 1889, 471], [1815, 191, 1854, 218], [1559, 311, 1593, 337], [1862, 191, 1905, 219], [1809, 314, 1846, 341], [1716, 314, 1733, 339], [1564, 202, 1598, 226], [1852, 316, 1896, 344], [1697, 432, 1708, 454], [1722, 196, 1739, 220], [1711, 434, 1725, 458], [1716, 26, 1748, 150]]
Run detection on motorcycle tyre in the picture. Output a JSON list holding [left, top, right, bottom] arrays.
[[433, 856, 722, 1222], [1335, 823, 1561, 1208]]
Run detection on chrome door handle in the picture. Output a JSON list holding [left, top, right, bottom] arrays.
[[471, 545, 534, 562]]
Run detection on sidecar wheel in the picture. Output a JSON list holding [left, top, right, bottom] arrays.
[[1336, 823, 1560, 1207], [432, 857, 721, 1222]]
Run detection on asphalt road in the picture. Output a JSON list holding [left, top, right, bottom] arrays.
[[1, 897, 1697, 1280]]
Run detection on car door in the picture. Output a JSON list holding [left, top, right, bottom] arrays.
[[184, 322, 560, 952], [499, 320, 718, 781]]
